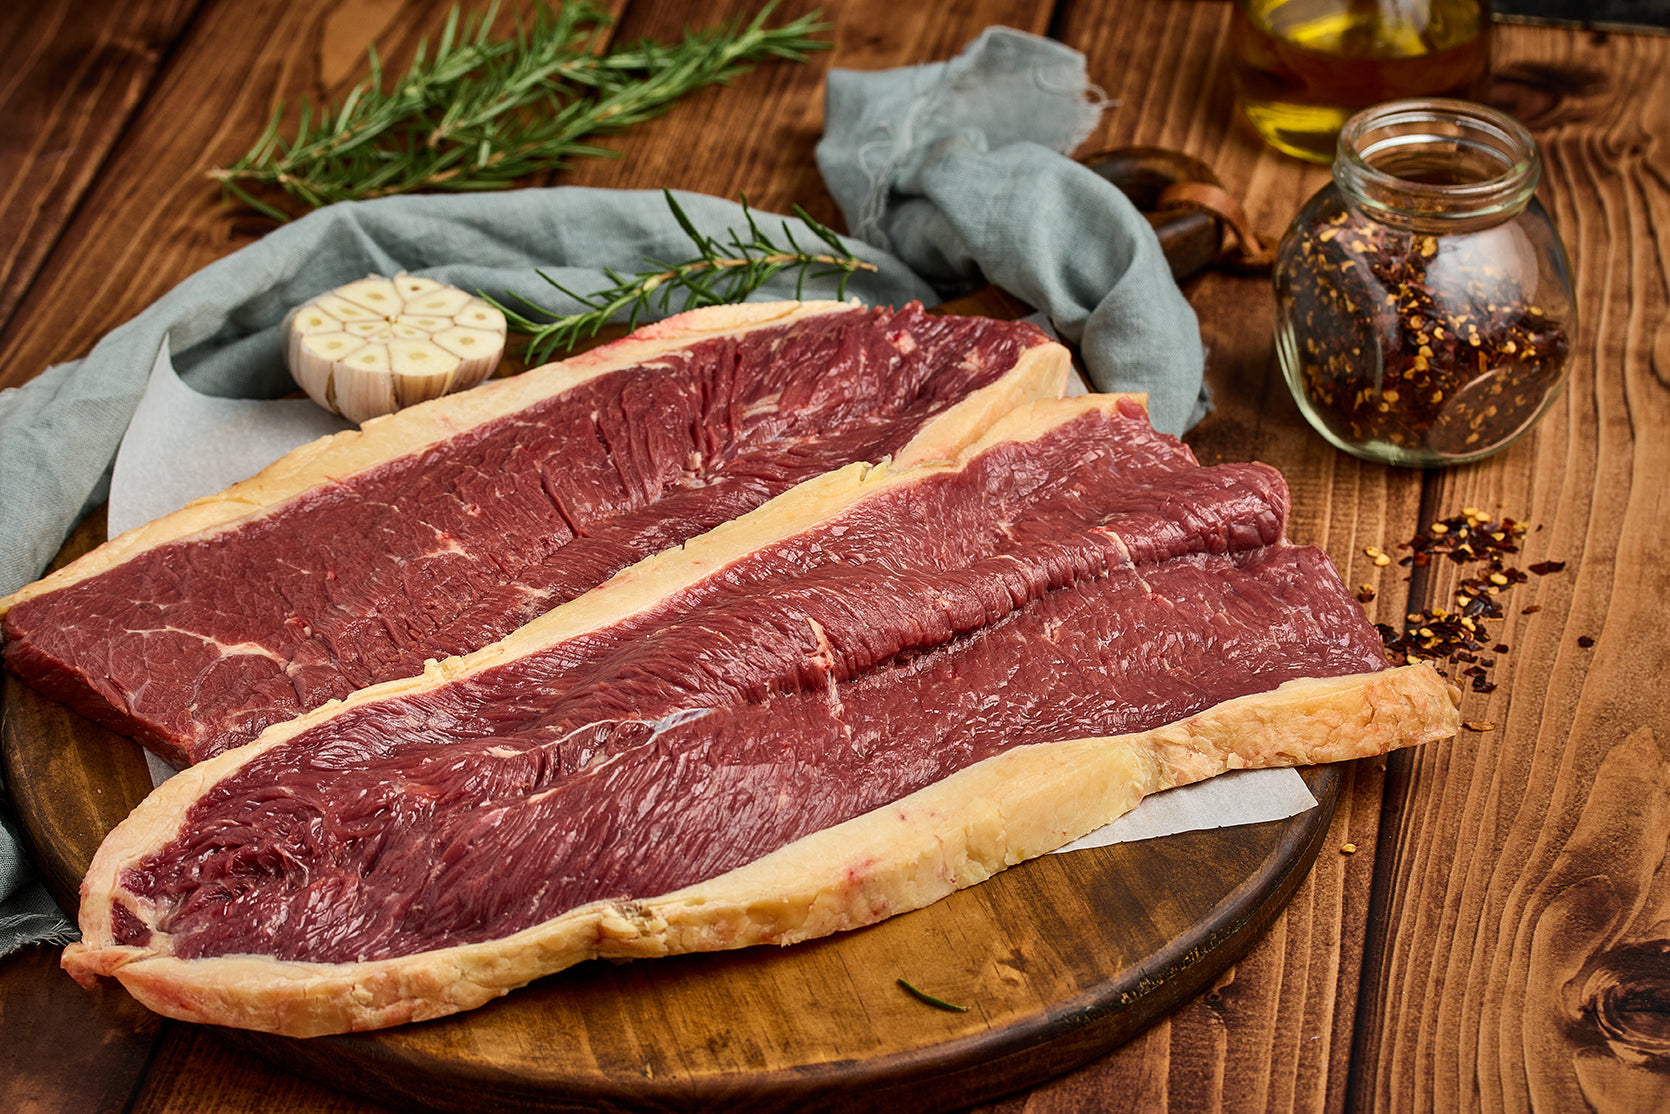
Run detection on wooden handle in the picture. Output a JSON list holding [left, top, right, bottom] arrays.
[[1080, 146, 1273, 279]]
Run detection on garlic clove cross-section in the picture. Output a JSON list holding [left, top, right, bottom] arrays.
[[283, 273, 507, 424]]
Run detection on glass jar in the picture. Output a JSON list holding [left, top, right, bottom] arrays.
[[1273, 98, 1576, 468], [1231, 0, 1493, 164]]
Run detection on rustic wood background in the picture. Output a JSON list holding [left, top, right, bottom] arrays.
[[3, 1, 1668, 1111]]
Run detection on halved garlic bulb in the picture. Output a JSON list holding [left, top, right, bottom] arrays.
[[283, 273, 507, 424]]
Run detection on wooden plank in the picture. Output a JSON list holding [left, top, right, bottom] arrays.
[[0, 0, 203, 340], [0, 0, 1050, 395], [994, 2, 1426, 1109], [0, 0, 634, 395], [0, 0, 318, 391], [551, 0, 1054, 225], [1348, 20, 1670, 1113], [0, 943, 165, 1114]]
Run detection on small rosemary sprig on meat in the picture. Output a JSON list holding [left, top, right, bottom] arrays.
[[491, 190, 878, 363], [211, 1, 829, 219]]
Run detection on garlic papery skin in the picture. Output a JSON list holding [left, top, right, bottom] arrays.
[[283, 273, 506, 424]]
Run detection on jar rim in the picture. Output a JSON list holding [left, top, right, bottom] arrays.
[[1334, 98, 1541, 226]]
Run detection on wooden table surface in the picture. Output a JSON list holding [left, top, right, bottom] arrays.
[[4, 1, 1667, 1111]]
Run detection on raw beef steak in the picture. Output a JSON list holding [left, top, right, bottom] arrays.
[[64, 396, 1459, 1036], [2, 302, 1065, 765]]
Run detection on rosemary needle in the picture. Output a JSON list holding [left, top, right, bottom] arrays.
[[212, 1, 830, 219], [488, 190, 878, 364], [897, 978, 970, 1013]]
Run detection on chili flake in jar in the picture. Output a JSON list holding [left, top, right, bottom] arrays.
[[1274, 98, 1576, 467]]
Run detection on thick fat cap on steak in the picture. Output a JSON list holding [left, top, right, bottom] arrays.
[[1, 302, 1064, 766], [69, 396, 1452, 1024]]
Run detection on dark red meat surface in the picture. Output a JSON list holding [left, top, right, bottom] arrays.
[[3, 305, 1043, 765], [114, 403, 1387, 963]]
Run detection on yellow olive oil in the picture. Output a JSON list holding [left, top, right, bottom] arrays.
[[1231, 0, 1492, 163]]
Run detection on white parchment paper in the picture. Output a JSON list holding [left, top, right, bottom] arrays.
[[109, 340, 352, 538], [112, 337, 1318, 842]]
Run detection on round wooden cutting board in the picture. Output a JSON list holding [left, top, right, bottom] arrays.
[[1, 514, 1341, 1114]]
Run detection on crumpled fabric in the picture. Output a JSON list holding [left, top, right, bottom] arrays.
[[817, 26, 1208, 435], [0, 26, 1205, 954], [0, 807, 77, 957]]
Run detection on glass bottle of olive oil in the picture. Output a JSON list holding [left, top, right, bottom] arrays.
[[1231, 0, 1492, 163]]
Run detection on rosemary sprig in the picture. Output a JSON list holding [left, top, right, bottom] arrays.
[[490, 190, 878, 364], [211, 1, 829, 220]]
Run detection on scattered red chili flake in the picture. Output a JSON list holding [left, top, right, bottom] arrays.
[[1356, 584, 1377, 603], [1577, 635, 1595, 648], [1372, 510, 1567, 696], [1463, 721, 1498, 732]]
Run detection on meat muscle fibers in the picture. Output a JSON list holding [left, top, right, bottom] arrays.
[[63, 395, 1461, 1037], [1, 302, 1066, 766]]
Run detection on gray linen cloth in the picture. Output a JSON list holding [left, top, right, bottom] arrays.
[[0, 27, 1204, 954]]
